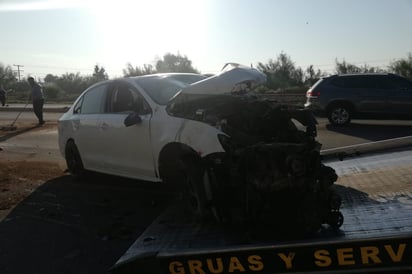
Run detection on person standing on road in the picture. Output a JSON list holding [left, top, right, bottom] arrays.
[[0, 85, 6, 107], [28, 76, 45, 125]]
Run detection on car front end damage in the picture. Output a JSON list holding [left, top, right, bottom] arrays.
[[167, 93, 342, 235]]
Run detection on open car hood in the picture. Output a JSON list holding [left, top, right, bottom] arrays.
[[174, 63, 266, 97]]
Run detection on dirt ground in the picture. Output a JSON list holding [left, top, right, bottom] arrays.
[[0, 122, 172, 274], [0, 160, 64, 219], [0, 122, 66, 220]]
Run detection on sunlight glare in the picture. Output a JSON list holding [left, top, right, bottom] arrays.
[[88, 0, 207, 74]]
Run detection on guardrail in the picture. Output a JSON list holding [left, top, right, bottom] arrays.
[[321, 135, 412, 160]]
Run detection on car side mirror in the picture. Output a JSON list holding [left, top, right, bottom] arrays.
[[124, 112, 142, 127]]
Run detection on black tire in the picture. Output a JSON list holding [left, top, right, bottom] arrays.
[[65, 140, 85, 178], [181, 159, 209, 219], [328, 211, 344, 229], [327, 105, 352, 125]]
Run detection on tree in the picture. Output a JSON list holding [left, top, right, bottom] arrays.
[[305, 65, 325, 86], [358, 64, 386, 73], [123, 63, 155, 77], [257, 52, 304, 90], [56, 72, 89, 95], [155, 53, 199, 73], [334, 59, 385, 74], [389, 53, 412, 80], [39, 65, 108, 100], [92, 64, 108, 81], [43, 84, 61, 100], [335, 59, 362, 74], [0, 63, 17, 86], [44, 74, 59, 83]]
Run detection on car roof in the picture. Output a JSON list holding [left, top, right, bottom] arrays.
[[125, 72, 204, 80], [331, 73, 397, 77], [84, 73, 207, 89]]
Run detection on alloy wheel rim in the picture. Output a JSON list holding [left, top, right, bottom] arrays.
[[331, 108, 349, 124]]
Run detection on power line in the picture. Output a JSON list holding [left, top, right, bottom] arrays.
[[13, 64, 24, 81], [25, 64, 91, 72], [24, 64, 124, 76]]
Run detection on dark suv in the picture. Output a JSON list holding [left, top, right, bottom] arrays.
[[304, 73, 412, 125]]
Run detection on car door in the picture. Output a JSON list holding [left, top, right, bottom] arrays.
[[387, 76, 412, 114], [97, 81, 156, 180], [353, 75, 389, 113], [72, 83, 108, 170]]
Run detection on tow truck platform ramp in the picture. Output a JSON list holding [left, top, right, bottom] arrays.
[[112, 147, 412, 274]]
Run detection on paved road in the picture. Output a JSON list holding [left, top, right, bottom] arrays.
[[315, 118, 412, 149], [2, 110, 412, 150], [0, 103, 70, 112], [0, 111, 63, 123]]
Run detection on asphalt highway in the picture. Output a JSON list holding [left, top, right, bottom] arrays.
[[2, 110, 412, 149]]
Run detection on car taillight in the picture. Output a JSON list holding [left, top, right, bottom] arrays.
[[307, 89, 320, 98]]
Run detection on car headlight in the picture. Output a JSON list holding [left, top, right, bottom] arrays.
[[217, 134, 231, 152]]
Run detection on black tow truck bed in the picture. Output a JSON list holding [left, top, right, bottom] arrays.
[[112, 147, 412, 274]]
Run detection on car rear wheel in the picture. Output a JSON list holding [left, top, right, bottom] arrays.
[[65, 140, 85, 178], [328, 105, 351, 125]]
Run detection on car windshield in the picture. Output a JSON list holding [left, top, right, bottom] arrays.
[[134, 75, 207, 105]]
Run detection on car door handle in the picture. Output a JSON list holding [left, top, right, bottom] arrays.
[[100, 123, 109, 130]]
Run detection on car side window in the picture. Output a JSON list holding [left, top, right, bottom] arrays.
[[390, 77, 412, 89], [344, 76, 379, 89], [73, 96, 83, 114], [331, 77, 345, 88], [108, 83, 151, 115], [78, 84, 107, 114], [342, 77, 361, 89], [375, 76, 393, 90]]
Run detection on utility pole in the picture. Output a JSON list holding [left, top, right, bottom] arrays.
[[13, 64, 24, 81]]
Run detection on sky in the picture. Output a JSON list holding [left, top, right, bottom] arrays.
[[0, 0, 411, 79]]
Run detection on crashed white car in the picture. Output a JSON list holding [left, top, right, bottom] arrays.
[[58, 64, 342, 234]]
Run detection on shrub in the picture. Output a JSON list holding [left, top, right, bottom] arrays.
[[43, 84, 62, 100]]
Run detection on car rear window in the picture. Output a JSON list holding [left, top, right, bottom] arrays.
[[310, 78, 325, 89], [331, 75, 389, 89]]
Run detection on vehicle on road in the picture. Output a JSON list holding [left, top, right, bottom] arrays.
[[304, 73, 412, 125], [58, 64, 342, 234]]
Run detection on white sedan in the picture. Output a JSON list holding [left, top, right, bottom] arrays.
[[58, 64, 265, 181], [58, 64, 341, 232]]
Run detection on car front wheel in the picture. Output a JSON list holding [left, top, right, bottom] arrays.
[[65, 140, 85, 178], [328, 106, 351, 125], [181, 159, 209, 219]]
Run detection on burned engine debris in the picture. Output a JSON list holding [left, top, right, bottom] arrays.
[[168, 94, 343, 235]]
